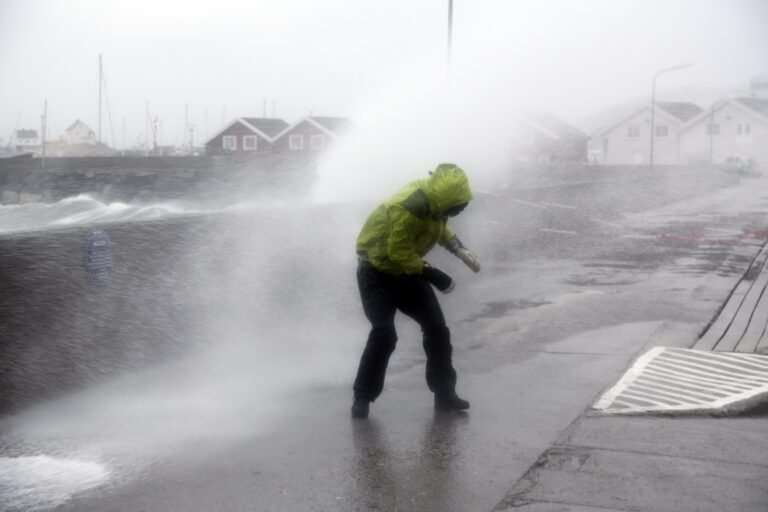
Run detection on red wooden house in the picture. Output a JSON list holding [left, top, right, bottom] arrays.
[[205, 117, 289, 156], [271, 116, 351, 154]]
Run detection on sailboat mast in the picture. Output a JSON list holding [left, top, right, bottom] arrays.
[[98, 54, 103, 144], [41, 99, 47, 165]]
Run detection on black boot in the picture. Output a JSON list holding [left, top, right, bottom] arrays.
[[351, 398, 370, 419], [435, 391, 470, 411]]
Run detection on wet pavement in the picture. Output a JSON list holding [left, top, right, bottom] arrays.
[[2, 169, 768, 511]]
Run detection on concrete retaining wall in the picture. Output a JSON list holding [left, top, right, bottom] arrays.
[[0, 215, 218, 413], [0, 154, 318, 204], [0, 202, 361, 415]]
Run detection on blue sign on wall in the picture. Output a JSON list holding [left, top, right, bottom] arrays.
[[84, 230, 113, 287]]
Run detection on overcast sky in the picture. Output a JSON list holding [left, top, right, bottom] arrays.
[[1, 0, 767, 149]]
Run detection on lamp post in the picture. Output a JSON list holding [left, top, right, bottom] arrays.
[[649, 63, 691, 169]]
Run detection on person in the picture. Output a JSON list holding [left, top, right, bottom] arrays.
[[351, 163, 481, 419]]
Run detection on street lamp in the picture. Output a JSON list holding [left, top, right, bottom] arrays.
[[649, 63, 692, 169]]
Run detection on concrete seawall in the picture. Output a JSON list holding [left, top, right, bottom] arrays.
[[0, 215, 218, 413], [0, 202, 360, 415], [0, 154, 318, 204]]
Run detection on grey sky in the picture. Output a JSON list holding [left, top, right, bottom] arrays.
[[1, 0, 767, 148]]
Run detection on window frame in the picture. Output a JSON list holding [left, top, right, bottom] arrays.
[[627, 126, 640, 138], [289, 134, 304, 150], [310, 134, 325, 149], [242, 135, 258, 151], [222, 135, 237, 150]]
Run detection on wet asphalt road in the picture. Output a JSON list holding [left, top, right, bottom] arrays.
[[3, 167, 768, 511]]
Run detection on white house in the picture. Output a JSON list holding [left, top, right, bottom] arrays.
[[678, 97, 768, 170], [590, 102, 703, 165], [65, 120, 97, 145], [14, 129, 40, 152]]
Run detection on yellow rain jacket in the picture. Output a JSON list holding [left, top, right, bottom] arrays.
[[356, 163, 473, 276]]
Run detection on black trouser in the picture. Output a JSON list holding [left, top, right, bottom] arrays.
[[353, 263, 457, 402]]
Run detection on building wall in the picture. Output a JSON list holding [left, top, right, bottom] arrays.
[[270, 120, 332, 154], [66, 123, 96, 145], [205, 121, 272, 155], [679, 103, 768, 170], [597, 108, 680, 165], [15, 131, 40, 152]]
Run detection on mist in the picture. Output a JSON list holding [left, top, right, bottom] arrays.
[[1, 1, 768, 510], [1, 0, 766, 148]]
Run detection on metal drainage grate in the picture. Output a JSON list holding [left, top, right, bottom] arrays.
[[593, 347, 768, 414]]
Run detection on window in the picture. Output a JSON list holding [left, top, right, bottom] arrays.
[[289, 134, 304, 150], [655, 125, 669, 137], [602, 137, 609, 154], [706, 124, 720, 136], [736, 123, 752, 136], [310, 134, 325, 149], [222, 135, 237, 150], [243, 135, 258, 150], [736, 122, 752, 143], [627, 126, 640, 138]]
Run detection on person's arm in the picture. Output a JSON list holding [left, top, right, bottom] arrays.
[[443, 229, 481, 273]]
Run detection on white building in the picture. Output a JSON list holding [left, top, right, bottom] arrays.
[[65, 119, 97, 145], [14, 129, 40, 152], [590, 102, 702, 165], [678, 97, 768, 170]]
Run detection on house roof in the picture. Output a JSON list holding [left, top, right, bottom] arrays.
[[677, 97, 768, 136], [734, 97, 768, 120], [522, 112, 587, 141], [65, 119, 95, 133], [16, 129, 38, 138], [205, 117, 290, 144], [655, 102, 703, 122], [240, 118, 290, 138], [307, 116, 351, 134], [275, 115, 352, 140], [595, 101, 702, 137]]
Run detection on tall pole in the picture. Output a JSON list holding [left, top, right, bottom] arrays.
[[447, 0, 453, 77], [145, 101, 151, 156], [649, 62, 691, 169], [709, 103, 715, 164], [41, 99, 47, 167], [98, 54, 103, 144], [152, 115, 159, 155]]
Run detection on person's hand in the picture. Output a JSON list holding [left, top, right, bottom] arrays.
[[456, 247, 481, 272], [422, 263, 455, 294], [447, 235, 481, 272]]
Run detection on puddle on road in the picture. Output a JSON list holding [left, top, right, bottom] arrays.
[[462, 299, 550, 323]]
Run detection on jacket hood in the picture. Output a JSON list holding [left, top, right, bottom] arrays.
[[424, 163, 473, 214]]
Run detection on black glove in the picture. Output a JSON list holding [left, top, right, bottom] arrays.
[[422, 263, 455, 294]]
